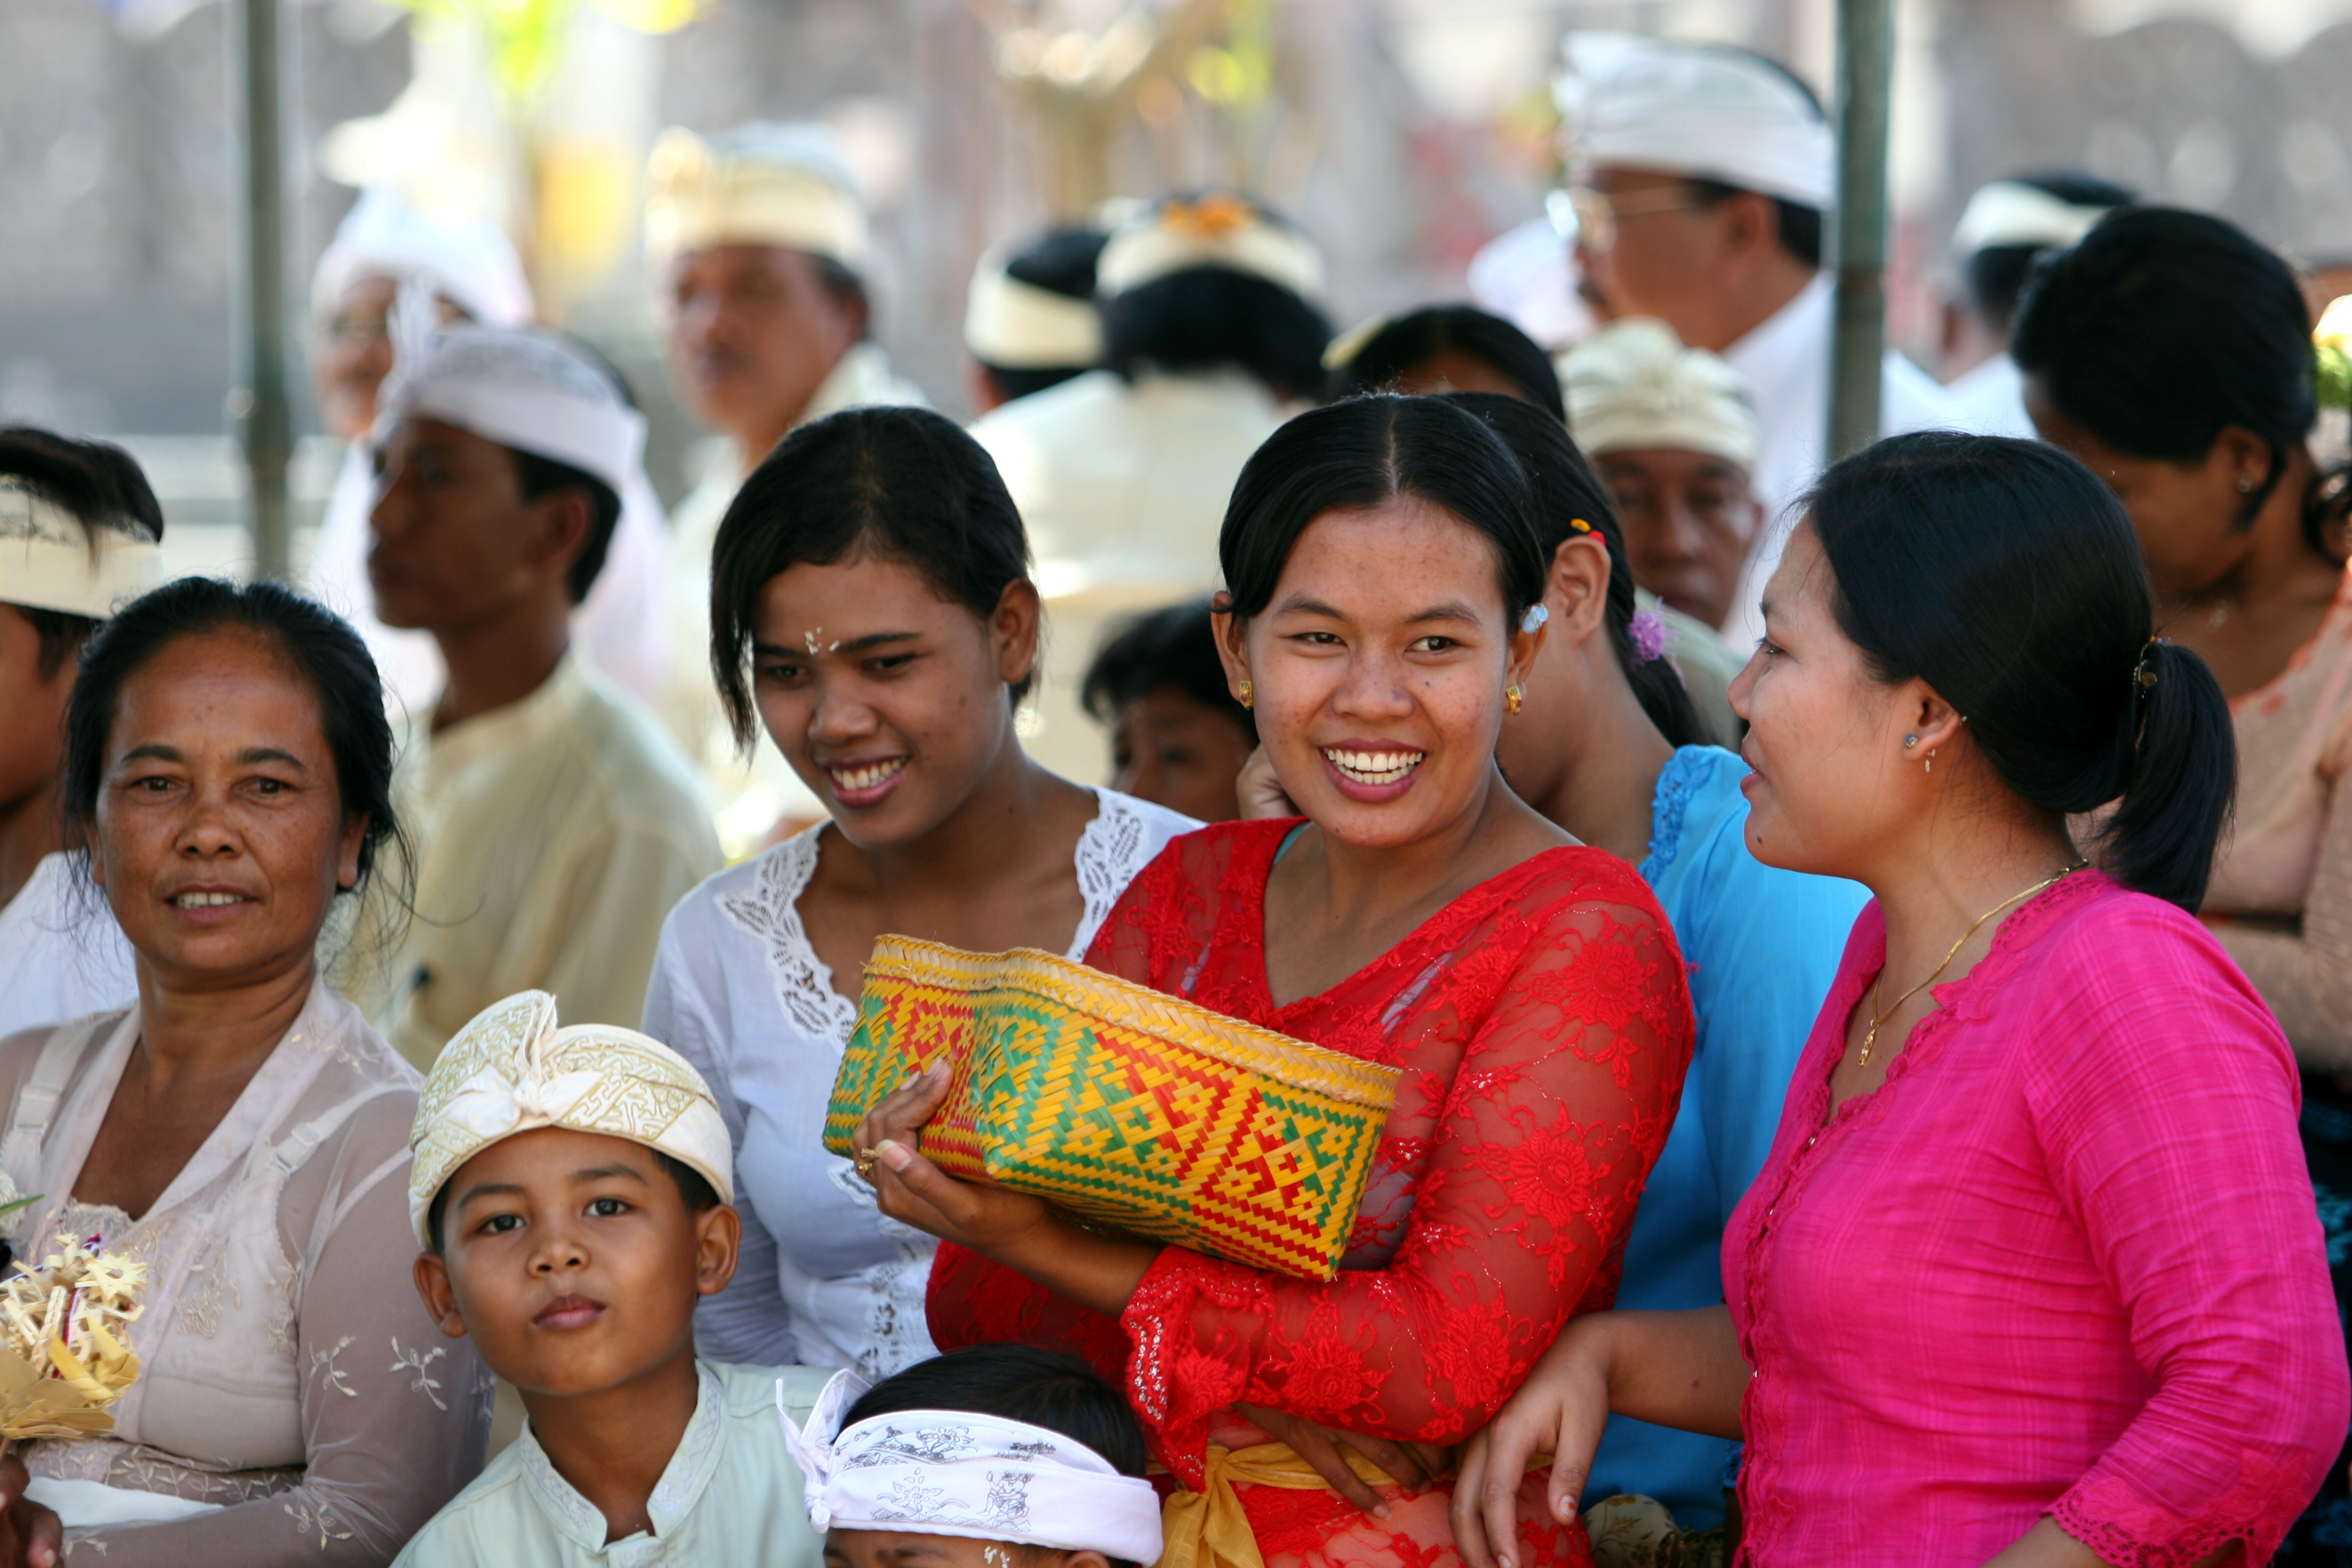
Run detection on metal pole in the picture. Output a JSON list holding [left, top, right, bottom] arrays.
[[234, 0, 294, 582], [1828, 0, 1894, 462]]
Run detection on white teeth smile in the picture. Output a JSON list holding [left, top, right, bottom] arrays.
[[1323, 748, 1424, 786], [173, 892, 245, 908], [828, 757, 907, 795]]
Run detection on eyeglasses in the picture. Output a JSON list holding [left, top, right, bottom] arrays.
[[1550, 184, 1712, 256]]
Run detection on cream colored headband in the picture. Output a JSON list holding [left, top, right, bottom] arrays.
[[0, 479, 164, 620], [966, 255, 1102, 369]]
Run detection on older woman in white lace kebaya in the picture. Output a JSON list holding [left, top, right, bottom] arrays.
[[640, 406, 1194, 1380], [0, 579, 486, 1566]]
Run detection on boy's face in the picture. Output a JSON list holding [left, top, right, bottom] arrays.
[[413, 1127, 740, 1398], [826, 1530, 1109, 1568]]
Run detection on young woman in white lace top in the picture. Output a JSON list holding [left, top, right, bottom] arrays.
[[641, 408, 1194, 1379]]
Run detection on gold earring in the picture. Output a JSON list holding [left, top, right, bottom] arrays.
[[1506, 683, 1524, 716], [1237, 678, 1253, 709]]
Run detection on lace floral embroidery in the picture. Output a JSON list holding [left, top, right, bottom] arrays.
[[720, 828, 859, 1050], [389, 1337, 449, 1411], [1639, 745, 1712, 883]]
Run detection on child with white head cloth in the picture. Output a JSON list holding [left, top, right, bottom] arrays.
[[305, 187, 673, 716], [784, 1346, 1163, 1568], [395, 989, 838, 1567]]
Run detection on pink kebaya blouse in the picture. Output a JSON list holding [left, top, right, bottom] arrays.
[[1725, 870, 2347, 1567]]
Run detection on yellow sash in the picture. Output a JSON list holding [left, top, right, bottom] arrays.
[[1158, 1442, 1404, 1568]]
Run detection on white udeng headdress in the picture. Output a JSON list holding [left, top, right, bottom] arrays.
[[409, 990, 733, 1246], [1950, 180, 2118, 258], [645, 122, 870, 270], [1561, 317, 1763, 469], [312, 186, 534, 329], [377, 325, 648, 498], [781, 1370, 1165, 1565], [965, 246, 1103, 370], [1555, 33, 1835, 210], [0, 478, 164, 621], [1095, 192, 1325, 301]]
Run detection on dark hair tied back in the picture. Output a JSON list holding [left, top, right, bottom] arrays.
[[1808, 432, 2235, 910], [1220, 394, 1545, 629], [62, 577, 404, 893], [709, 406, 1036, 749]]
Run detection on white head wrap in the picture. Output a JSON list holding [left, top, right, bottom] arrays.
[[377, 325, 647, 497], [781, 1371, 1164, 1563], [1951, 180, 2118, 257], [1095, 193, 1325, 301], [1561, 317, 1763, 468], [965, 246, 1103, 369], [646, 122, 870, 270], [409, 990, 733, 1246], [311, 187, 534, 329], [0, 477, 164, 620], [1555, 34, 1834, 210]]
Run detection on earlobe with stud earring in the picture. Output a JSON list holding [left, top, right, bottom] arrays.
[[1237, 678, 1253, 709], [1904, 735, 1918, 749], [1506, 684, 1524, 716]]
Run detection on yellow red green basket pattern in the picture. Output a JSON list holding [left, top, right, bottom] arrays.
[[825, 936, 1401, 1279]]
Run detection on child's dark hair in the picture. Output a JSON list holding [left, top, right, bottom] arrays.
[[425, 1149, 718, 1253], [709, 405, 1036, 748], [0, 426, 165, 675], [1326, 306, 1565, 420], [1080, 598, 1255, 742], [844, 1345, 1148, 1481]]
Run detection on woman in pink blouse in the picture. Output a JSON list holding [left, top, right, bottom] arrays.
[[1453, 432, 2349, 1567]]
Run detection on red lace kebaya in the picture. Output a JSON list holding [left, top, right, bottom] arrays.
[[930, 819, 1696, 1568]]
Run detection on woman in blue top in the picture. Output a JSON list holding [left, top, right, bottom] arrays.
[[1454, 391, 1869, 1527]]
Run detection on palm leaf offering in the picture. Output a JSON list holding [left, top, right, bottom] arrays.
[[0, 1233, 147, 1440]]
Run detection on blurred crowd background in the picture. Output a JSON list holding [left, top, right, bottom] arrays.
[[8, 0, 2352, 573]]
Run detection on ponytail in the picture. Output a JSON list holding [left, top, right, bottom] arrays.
[[1440, 391, 1708, 750], [2092, 640, 2235, 909], [1810, 432, 2238, 912]]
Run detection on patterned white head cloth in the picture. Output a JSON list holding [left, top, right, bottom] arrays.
[[1951, 179, 2118, 258], [1561, 317, 1763, 469], [1095, 192, 1325, 301], [312, 186, 534, 329], [1555, 34, 1834, 209], [646, 122, 869, 271], [409, 990, 733, 1246], [966, 245, 1103, 370], [0, 478, 164, 621], [377, 324, 648, 497], [780, 1370, 1164, 1563]]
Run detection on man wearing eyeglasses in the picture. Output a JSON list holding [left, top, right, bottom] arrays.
[[1554, 33, 1961, 652]]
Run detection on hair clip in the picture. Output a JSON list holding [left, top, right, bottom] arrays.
[[1568, 518, 1595, 534], [1520, 604, 1550, 633]]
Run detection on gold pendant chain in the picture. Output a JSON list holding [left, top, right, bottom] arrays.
[[1858, 864, 2084, 1067]]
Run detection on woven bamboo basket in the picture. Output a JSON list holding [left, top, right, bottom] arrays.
[[825, 938, 1402, 1280]]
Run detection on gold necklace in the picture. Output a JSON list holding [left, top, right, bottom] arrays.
[[1858, 865, 2082, 1067]]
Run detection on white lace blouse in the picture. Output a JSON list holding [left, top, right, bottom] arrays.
[[641, 787, 1196, 1379]]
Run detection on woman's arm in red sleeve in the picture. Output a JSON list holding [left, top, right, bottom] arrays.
[[1122, 894, 1694, 1475], [2030, 907, 2349, 1568]]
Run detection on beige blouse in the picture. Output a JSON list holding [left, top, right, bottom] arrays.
[[2206, 565, 2352, 1069], [0, 978, 489, 1564]]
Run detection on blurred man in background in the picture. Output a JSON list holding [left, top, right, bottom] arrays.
[[1555, 34, 1959, 649], [1938, 172, 2134, 437], [647, 122, 925, 850], [307, 188, 671, 713], [362, 326, 719, 1068], [969, 191, 1330, 779], [964, 226, 1108, 415]]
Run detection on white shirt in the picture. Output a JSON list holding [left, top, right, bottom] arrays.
[[1943, 352, 2038, 441], [1718, 275, 1963, 652], [0, 852, 136, 1040], [641, 788, 1196, 1379], [969, 366, 1289, 780]]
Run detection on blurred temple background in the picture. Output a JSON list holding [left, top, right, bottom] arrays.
[[5, 0, 2352, 573]]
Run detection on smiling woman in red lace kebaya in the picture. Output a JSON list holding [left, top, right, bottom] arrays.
[[1453, 433, 2349, 1568], [850, 393, 1696, 1568]]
